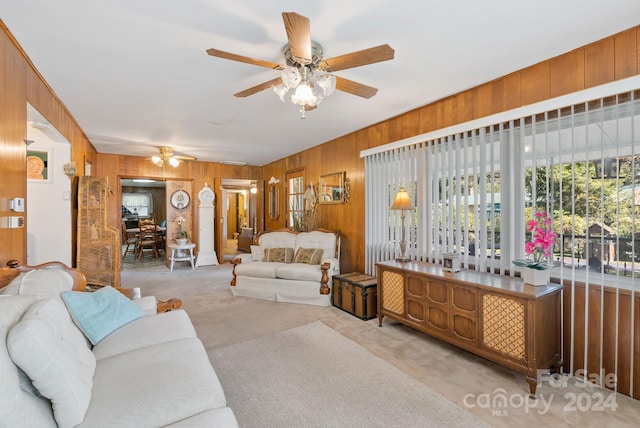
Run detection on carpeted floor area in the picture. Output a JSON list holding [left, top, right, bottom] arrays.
[[210, 321, 491, 428], [121, 263, 640, 427]]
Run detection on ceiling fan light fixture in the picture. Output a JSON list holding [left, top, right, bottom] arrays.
[[273, 84, 288, 102], [207, 12, 394, 120], [152, 146, 189, 168], [318, 74, 336, 96], [291, 82, 317, 107], [281, 66, 301, 89]]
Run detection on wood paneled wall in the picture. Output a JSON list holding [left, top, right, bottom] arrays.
[[264, 26, 640, 398], [563, 283, 640, 398], [266, 26, 640, 274], [96, 153, 262, 263], [0, 19, 262, 266], [0, 20, 97, 267]]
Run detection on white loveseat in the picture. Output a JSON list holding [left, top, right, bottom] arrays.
[[230, 229, 341, 307], [0, 262, 238, 428]]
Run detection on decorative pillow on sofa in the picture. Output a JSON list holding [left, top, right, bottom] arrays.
[[293, 248, 324, 265], [262, 247, 294, 263], [250, 245, 265, 261], [61, 286, 144, 345], [0, 295, 58, 428], [7, 298, 96, 428]]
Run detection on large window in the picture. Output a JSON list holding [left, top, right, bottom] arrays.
[[122, 193, 153, 218], [364, 89, 640, 289]]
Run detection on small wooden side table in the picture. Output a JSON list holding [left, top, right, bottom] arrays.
[[168, 242, 196, 272]]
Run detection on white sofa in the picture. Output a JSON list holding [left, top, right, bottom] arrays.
[[230, 229, 341, 307], [0, 262, 238, 428]]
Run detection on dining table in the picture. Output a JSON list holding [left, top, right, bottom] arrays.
[[126, 226, 166, 234]]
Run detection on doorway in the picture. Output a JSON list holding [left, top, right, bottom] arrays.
[[221, 179, 257, 260], [120, 178, 167, 269], [26, 103, 73, 266]]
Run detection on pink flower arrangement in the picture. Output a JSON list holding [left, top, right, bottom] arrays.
[[513, 211, 557, 270]]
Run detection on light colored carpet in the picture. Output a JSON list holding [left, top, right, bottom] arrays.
[[209, 320, 491, 428], [122, 263, 640, 428]]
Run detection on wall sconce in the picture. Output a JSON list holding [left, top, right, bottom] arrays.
[[593, 157, 618, 179], [63, 162, 76, 178], [250, 181, 257, 194]]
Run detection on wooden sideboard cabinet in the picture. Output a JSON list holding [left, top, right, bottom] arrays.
[[376, 260, 563, 396]]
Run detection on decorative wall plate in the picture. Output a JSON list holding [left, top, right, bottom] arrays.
[[170, 189, 191, 209]]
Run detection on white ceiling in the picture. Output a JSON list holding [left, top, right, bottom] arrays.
[[2, 1, 639, 166]]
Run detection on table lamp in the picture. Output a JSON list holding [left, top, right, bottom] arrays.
[[390, 187, 412, 262]]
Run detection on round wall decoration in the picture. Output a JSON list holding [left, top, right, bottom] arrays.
[[170, 189, 191, 209]]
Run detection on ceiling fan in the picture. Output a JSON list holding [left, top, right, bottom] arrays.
[[151, 146, 196, 168], [206, 11, 394, 118]]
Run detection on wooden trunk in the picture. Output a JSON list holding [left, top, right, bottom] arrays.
[[332, 273, 378, 320]]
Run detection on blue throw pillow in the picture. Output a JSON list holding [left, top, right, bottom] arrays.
[[61, 286, 145, 345]]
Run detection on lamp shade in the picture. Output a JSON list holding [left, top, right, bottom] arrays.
[[390, 187, 412, 210]]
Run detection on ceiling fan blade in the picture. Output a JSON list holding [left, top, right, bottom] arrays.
[[335, 76, 378, 99], [282, 12, 312, 64], [206, 48, 283, 70], [234, 77, 283, 97], [320, 44, 395, 72]]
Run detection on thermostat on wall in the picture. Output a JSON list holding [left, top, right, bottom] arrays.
[[10, 197, 24, 212]]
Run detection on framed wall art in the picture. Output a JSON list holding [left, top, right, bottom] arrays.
[[27, 149, 51, 182]]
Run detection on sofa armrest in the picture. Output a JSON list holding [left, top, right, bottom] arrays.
[[230, 255, 253, 286], [114, 288, 182, 313], [233, 253, 255, 264], [132, 295, 158, 316], [322, 257, 339, 275]]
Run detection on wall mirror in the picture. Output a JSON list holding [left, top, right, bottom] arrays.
[[269, 185, 279, 220], [319, 171, 346, 204]]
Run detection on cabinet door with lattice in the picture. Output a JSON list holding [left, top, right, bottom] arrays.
[[77, 176, 121, 287], [379, 269, 405, 316], [480, 291, 527, 364]]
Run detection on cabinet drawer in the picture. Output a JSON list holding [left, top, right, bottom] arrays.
[[407, 297, 426, 325], [426, 279, 448, 305], [450, 284, 477, 315], [426, 304, 449, 332], [450, 311, 478, 344], [406, 275, 425, 298]]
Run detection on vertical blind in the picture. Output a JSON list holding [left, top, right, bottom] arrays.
[[364, 89, 640, 394]]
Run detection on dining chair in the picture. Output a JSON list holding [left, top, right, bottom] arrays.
[[136, 222, 161, 259], [121, 221, 138, 258]]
